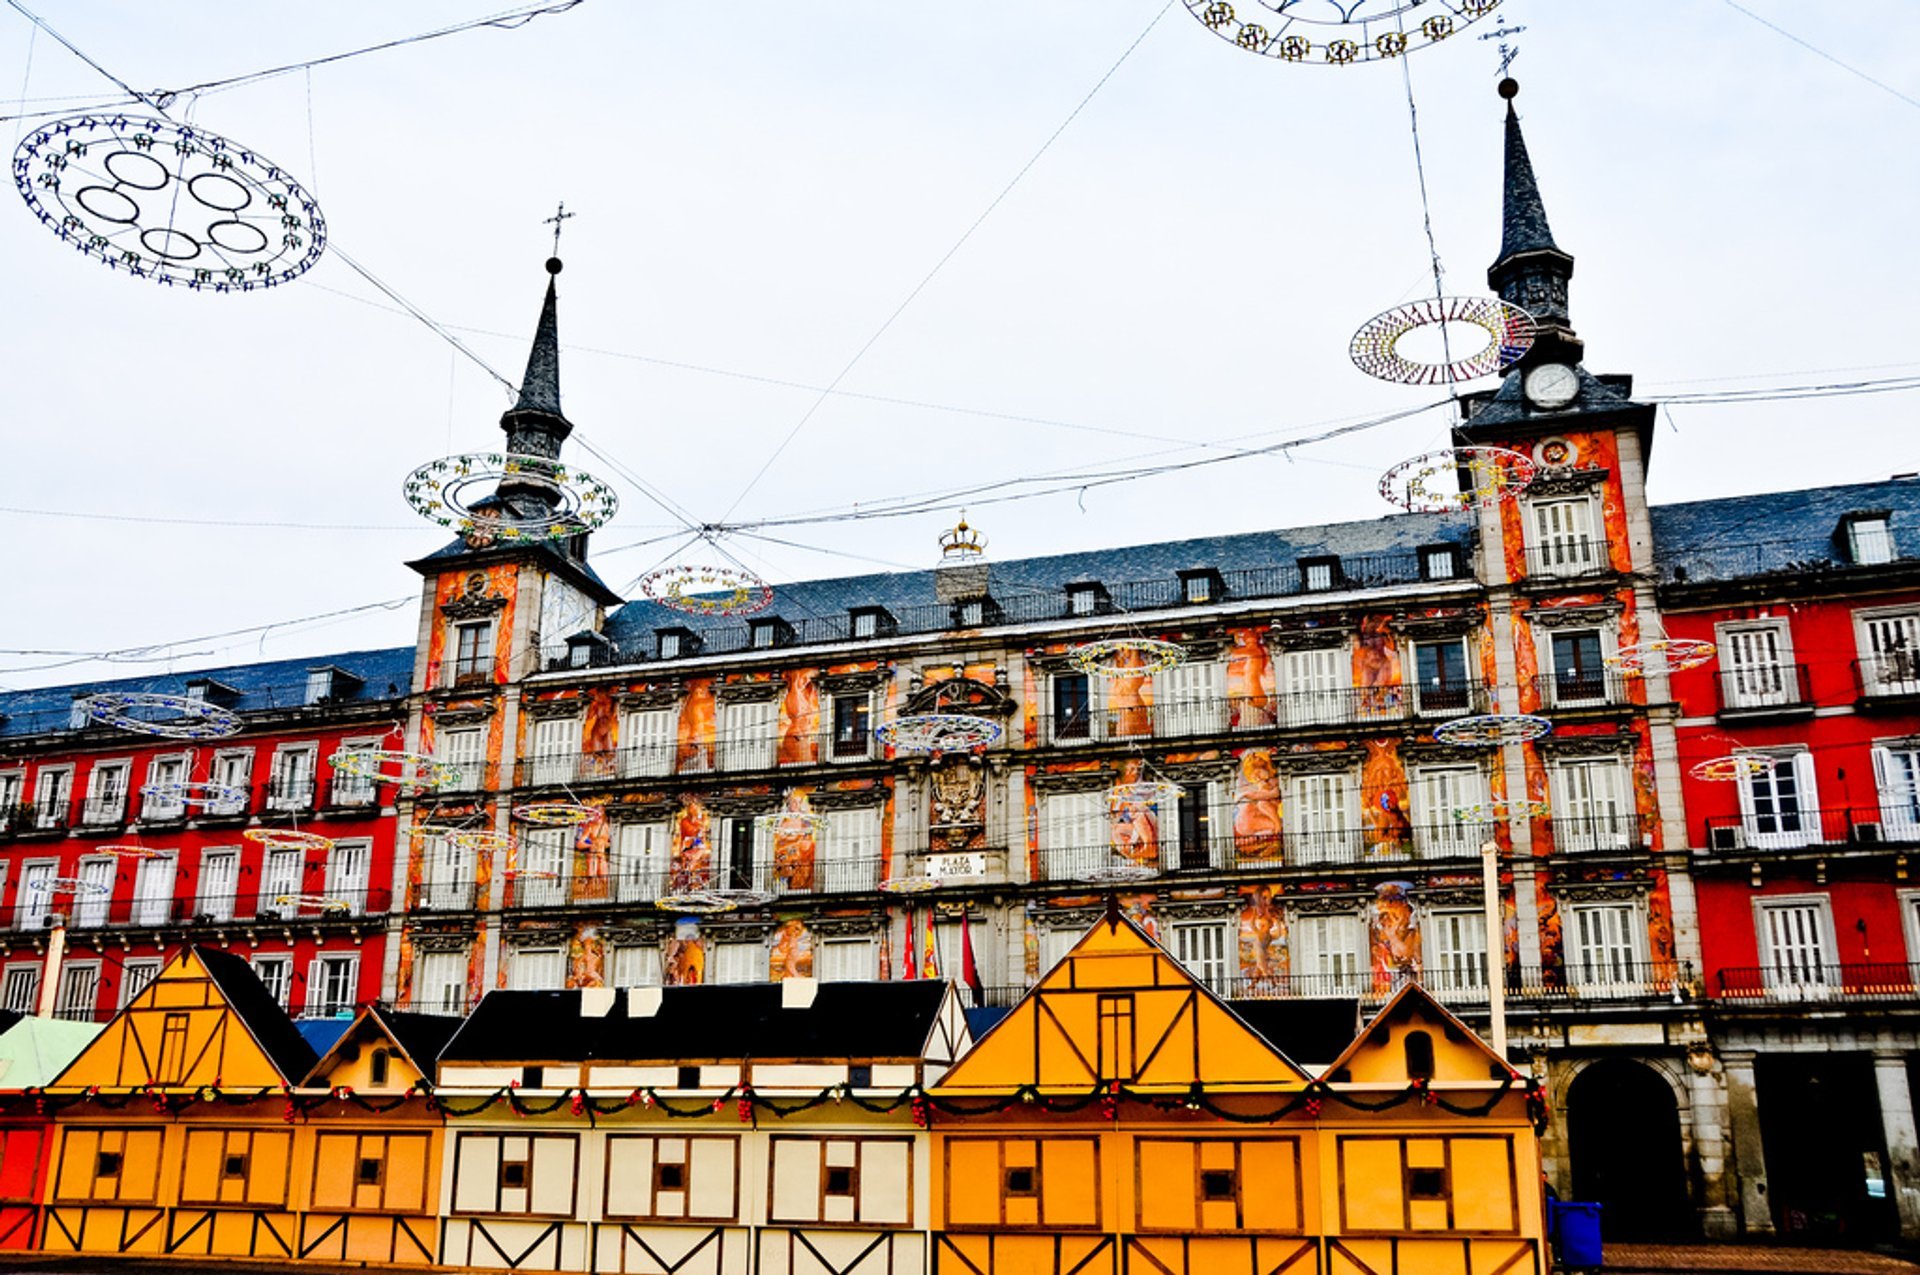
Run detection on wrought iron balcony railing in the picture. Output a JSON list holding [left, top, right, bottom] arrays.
[[1714, 664, 1813, 715], [1545, 813, 1647, 854], [1714, 962, 1920, 1004], [1856, 655, 1920, 701], [1526, 671, 1635, 712], [22, 886, 392, 931], [1701, 805, 1920, 852], [262, 778, 316, 812], [1657, 536, 1920, 587], [1036, 826, 1496, 881], [1522, 542, 1612, 581]]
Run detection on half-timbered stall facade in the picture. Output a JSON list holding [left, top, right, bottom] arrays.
[[429, 976, 969, 1273], [0, 1010, 97, 1251], [928, 913, 1545, 1275]]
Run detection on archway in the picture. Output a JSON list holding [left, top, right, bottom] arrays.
[[1566, 1059, 1694, 1240]]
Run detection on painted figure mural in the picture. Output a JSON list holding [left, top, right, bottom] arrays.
[[1233, 750, 1282, 860], [1370, 881, 1421, 984], [1226, 628, 1275, 728], [1111, 759, 1161, 868], [772, 788, 818, 892], [1361, 739, 1412, 857], [778, 668, 819, 766], [1238, 884, 1285, 990], [672, 796, 712, 891], [769, 917, 813, 981], [677, 677, 716, 772]]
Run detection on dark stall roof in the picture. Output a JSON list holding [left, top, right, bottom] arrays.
[[197, 946, 321, 1084], [1226, 997, 1363, 1066]]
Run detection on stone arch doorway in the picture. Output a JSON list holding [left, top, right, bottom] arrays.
[[1567, 1059, 1695, 1240]]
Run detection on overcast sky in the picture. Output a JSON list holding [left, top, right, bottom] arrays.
[[3, 1, 1916, 691]]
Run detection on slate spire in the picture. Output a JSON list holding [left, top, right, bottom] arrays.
[[500, 257, 573, 459], [1486, 79, 1578, 350]]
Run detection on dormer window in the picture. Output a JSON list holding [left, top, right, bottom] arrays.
[[1845, 514, 1894, 565], [185, 678, 241, 706], [68, 699, 91, 730], [303, 666, 362, 706], [849, 607, 896, 640], [656, 627, 700, 660], [1066, 583, 1109, 617], [565, 631, 612, 670], [1420, 545, 1460, 581], [1178, 569, 1224, 605], [750, 617, 795, 650], [1299, 556, 1342, 593], [952, 596, 1003, 629]]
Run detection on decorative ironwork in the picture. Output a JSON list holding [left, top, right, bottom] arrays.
[[1690, 755, 1771, 782], [1608, 638, 1717, 676], [879, 876, 942, 894], [243, 828, 336, 853], [638, 563, 773, 617], [513, 801, 600, 827], [139, 779, 247, 809], [1068, 638, 1186, 678], [78, 691, 241, 739], [1378, 446, 1536, 513], [1182, 0, 1503, 66], [328, 748, 465, 791], [274, 893, 350, 913], [874, 713, 1003, 754], [1350, 296, 1535, 385], [1432, 713, 1552, 746], [13, 114, 325, 291], [404, 451, 618, 544], [27, 875, 110, 897]]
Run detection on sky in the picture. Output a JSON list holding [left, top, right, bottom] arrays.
[[2, 1, 1917, 691]]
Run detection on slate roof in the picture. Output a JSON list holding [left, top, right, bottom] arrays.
[[375, 1007, 466, 1072], [1496, 97, 1562, 263], [440, 981, 952, 1065], [1226, 997, 1363, 1066], [196, 946, 321, 1083], [1651, 477, 1920, 585], [0, 645, 412, 740]]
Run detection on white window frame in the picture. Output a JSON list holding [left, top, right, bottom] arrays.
[[1170, 780, 1229, 872], [1543, 627, 1612, 709], [529, 716, 581, 787], [1901, 890, 1920, 971], [1154, 659, 1227, 737], [1291, 913, 1366, 997], [53, 961, 100, 1022], [425, 833, 474, 911], [1551, 758, 1635, 853], [450, 618, 495, 685], [208, 748, 253, 816], [261, 846, 305, 915], [1736, 751, 1820, 850], [253, 954, 293, 1008], [267, 743, 319, 812], [1047, 670, 1101, 745], [71, 856, 114, 928], [1849, 516, 1895, 565], [817, 937, 878, 983], [1425, 910, 1489, 1000], [1286, 770, 1360, 865], [1717, 620, 1797, 709], [130, 852, 177, 926], [413, 949, 469, 1015], [0, 771, 22, 828], [1857, 608, 1920, 697], [1040, 789, 1108, 882], [609, 943, 663, 989], [1279, 645, 1350, 727], [1168, 920, 1231, 995], [709, 938, 769, 986], [118, 958, 161, 1009], [621, 707, 677, 778], [330, 734, 382, 807], [80, 759, 132, 825], [306, 953, 359, 1018], [1875, 745, 1920, 843], [197, 849, 239, 922], [436, 726, 487, 792], [15, 860, 56, 929], [325, 839, 372, 914], [1565, 901, 1645, 994], [1528, 496, 1600, 578], [826, 692, 875, 763], [613, 821, 670, 903], [140, 753, 190, 821], [516, 829, 571, 908], [0, 964, 40, 1015], [1755, 894, 1837, 997], [31, 766, 73, 829], [1410, 765, 1487, 861], [717, 699, 776, 773], [819, 807, 882, 894], [1410, 638, 1474, 718]]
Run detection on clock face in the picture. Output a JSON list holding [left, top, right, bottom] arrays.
[[1525, 363, 1580, 409]]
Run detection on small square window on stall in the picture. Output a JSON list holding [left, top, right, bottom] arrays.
[[1201, 1168, 1237, 1201]]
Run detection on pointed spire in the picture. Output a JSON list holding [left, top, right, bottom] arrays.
[[1486, 79, 1578, 353], [500, 257, 574, 459]]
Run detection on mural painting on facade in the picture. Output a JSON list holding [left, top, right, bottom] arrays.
[[1108, 645, 1153, 738], [1111, 758, 1160, 867], [568, 923, 604, 988], [672, 795, 712, 890], [424, 565, 518, 689], [1355, 613, 1405, 716], [1371, 881, 1421, 984], [770, 917, 813, 980], [1238, 883, 1287, 990], [1535, 873, 1565, 982], [1226, 627, 1275, 727], [666, 919, 704, 985], [778, 668, 819, 766], [1362, 738, 1413, 858], [930, 763, 986, 851], [1513, 606, 1542, 714], [1233, 749, 1282, 860], [677, 677, 716, 771], [773, 787, 818, 890]]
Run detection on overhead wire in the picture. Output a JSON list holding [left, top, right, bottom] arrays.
[[1719, 0, 1920, 114]]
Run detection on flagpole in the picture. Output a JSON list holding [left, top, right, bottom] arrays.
[[1481, 839, 1508, 1059]]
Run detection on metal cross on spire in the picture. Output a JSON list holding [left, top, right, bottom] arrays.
[[543, 201, 576, 255], [1478, 16, 1526, 79]]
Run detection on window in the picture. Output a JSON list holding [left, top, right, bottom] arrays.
[[414, 949, 468, 1014], [1426, 911, 1487, 998], [1876, 745, 1920, 841], [1859, 610, 1920, 696], [851, 610, 877, 639], [262, 847, 304, 915], [508, 947, 565, 990], [32, 767, 72, 829], [824, 1164, 856, 1197], [613, 821, 670, 903], [253, 955, 293, 1008], [750, 618, 791, 649], [1155, 658, 1227, 737], [1039, 927, 1078, 977], [156, 1012, 191, 1084], [452, 620, 494, 682], [1567, 902, 1643, 991], [1041, 789, 1108, 881], [1097, 994, 1137, 1081], [1292, 914, 1365, 995], [142, 754, 188, 820], [119, 958, 161, 1009], [818, 807, 881, 894], [209, 749, 252, 815], [68, 699, 90, 730], [325, 840, 370, 914], [848, 607, 893, 640], [1281, 646, 1347, 726], [1757, 897, 1835, 994], [425, 832, 474, 911], [831, 693, 873, 761], [71, 858, 113, 928], [1180, 570, 1220, 605], [1404, 1032, 1436, 1081], [1201, 1168, 1237, 1202], [818, 937, 878, 982], [0, 966, 38, 1015], [1530, 498, 1598, 576], [130, 853, 176, 926], [1407, 1166, 1449, 1200], [267, 745, 317, 811], [1411, 766, 1484, 859], [358, 1149, 385, 1182], [529, 717, 580, 786], [54, 964, 99, 1022], [610, 943, 663, 989], [1420, 546, 1458, 581], [1848, 516, 1894, 565], [16, 861, 56, 929], [657, 630, 685, 660], [516, 829, 571, 907], [1287, 772, 1358, 864], [1737, 752, 1818, 850], [1169, 921, 1230, 994], [1410, 639, 1471, 716], [428, 726, 484, 794], [954, 597, 993, 628], [306, 954, 358, 1017], [621, 708, 675, 778], [1173, 782, 1224, 871], [0, 771, 21, 825], [198, 850, 238, 922], [1552, 759, 1633, 852], [1051, 672, 1094, 742], [710, 939, 769, 986], [331, 735, 381, 806], [79, 761, 129, 825], [1299, 557, 1340, 592], [1548, 630, 1608, 706], [1066, 584, 1105, 617], [718, 699, 776, 772], [1720, 622, 1796, 708], [1005, 1166, 1037, 1197]]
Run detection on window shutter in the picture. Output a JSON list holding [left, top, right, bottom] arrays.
[[305, 958, 323, 1016], [624, 709, 675, 778]]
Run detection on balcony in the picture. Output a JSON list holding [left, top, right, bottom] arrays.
[[262, 777, 316, 813], [1036, 826, 1496, 881], [46, 886, 392, 930], [1528, 670, 1635, 713], [1522, 542, 1611, 583], [24, 798, 69, 834], [1546, 813, 1646, 855], [77, 797, 128, 829], [1714, 664, 1813, 719], [1041, 684, 1491, 746], [1856, 655, 1920, 705], [1714, 963, 1920, 1005], [1701, 805, 1919, 853]]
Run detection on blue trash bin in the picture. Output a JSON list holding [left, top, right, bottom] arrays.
[[1549, 1199, 1603, 1270]]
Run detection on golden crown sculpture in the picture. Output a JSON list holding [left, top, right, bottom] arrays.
[[939, 512, 986, 561]]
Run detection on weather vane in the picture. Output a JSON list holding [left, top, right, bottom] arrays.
[[1478, 15, 1526, 78], [543, 200, 575, 255]]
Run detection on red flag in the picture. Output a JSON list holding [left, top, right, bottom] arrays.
[[902, 907, 917, 981], [959, 911, 985, 1005]]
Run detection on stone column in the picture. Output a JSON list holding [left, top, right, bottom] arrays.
[[1686, 1049, 1739, 1238], [1874, 1050, 1920, 1238], [1721, 1050, 1774, 1235]]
